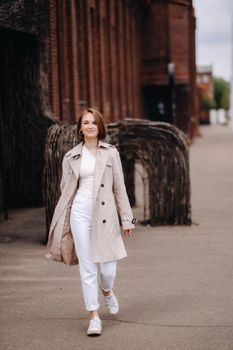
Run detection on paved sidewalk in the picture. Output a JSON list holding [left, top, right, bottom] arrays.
[[1, 125, 233, 350]]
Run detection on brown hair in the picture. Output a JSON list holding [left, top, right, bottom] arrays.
[[77, 108, 107, 141]]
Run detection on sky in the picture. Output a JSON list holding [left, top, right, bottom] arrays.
[[193, 0, 233, 82]]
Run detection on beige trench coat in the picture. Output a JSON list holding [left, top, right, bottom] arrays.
[[46, 141, 136, 265]]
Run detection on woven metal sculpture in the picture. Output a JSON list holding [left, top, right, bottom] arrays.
[[107, 120, 191, 226], [43, 120, 191, 240]]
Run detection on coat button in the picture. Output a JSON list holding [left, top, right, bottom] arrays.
[[101, 184, 104, 187], [131, 218, 137, 224], [103, 219, 106, 223], [101, 201, 105, 205]]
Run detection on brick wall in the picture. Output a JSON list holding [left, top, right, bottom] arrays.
[[141, 0, 197, 136], [48, 0, 144, 122]]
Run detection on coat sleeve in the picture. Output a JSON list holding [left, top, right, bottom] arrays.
[[112, 148, 136, 230], [60, 156, 70, 193]]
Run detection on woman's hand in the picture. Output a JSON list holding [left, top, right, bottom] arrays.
[[123, 229, 133, 237]]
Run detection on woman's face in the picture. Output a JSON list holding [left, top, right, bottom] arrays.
[[81, 112, 99, 140]]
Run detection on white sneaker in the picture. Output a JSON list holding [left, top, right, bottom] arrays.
[[87, 317, 102, 336], [104, 292, 119, 314]]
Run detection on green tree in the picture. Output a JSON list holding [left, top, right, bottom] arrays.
[[213, 77, 230, 110], [201, 94, 215, 111]]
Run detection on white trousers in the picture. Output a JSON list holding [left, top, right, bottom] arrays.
[[70, 190, 117, 311]]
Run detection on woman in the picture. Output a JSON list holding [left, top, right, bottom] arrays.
[[46, 108, 136, 336]]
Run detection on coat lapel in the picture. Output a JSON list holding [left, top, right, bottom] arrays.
[[67, 141, 110, 203], [68, 143, 83, 180], [92, 143, 110, 205]]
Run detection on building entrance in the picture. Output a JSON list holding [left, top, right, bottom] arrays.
[[0, 29, 51, 220]]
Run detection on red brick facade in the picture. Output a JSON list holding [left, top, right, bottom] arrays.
[[48, 0, 143, 123], [0, 0, 197, 214], [0, 0, 197, 134], [196, 65, 214, 124], [141, 0, 197, 136]]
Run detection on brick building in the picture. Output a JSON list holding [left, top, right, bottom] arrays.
[[142, 0, 197, 135], [196, 65, 214, 124], [48, 0, 197, 135], [0, 0, 197, 128], [48, 0, 143, 123], [0, 0, 196, 215]]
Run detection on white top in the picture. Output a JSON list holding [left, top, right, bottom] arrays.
[[78, 145, 96, 194]]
